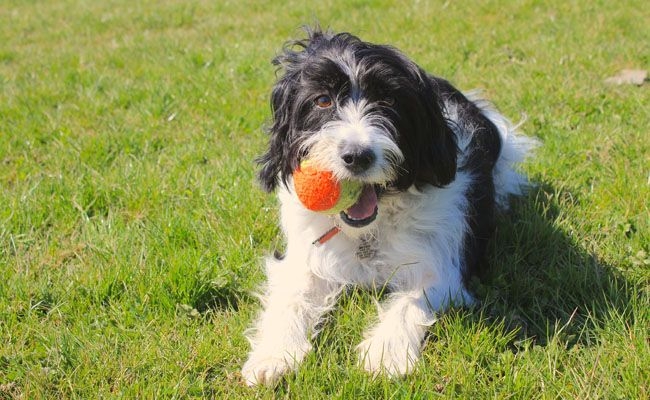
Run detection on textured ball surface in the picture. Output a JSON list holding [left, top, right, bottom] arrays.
[[293, 160, 362, 213]]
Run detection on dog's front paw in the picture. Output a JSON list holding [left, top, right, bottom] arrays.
[[241, 356, 292, 386], [356, 335, 420, 377]]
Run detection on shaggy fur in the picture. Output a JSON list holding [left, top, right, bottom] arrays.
[[242, 28, 537, 386]]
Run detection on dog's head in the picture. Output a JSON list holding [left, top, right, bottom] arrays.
[[258, 28, 457, 228]]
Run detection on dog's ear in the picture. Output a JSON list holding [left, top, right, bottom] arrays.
[[256, 73, 296, 192], [257, 29, 332, 192], [413, 72, 457, 188], [393, 68, 457, 190]]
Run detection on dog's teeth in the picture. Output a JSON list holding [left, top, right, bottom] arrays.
[[344, 212, 362, 221]]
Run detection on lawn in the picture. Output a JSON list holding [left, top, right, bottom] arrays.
[[1, 0, 648, 398]]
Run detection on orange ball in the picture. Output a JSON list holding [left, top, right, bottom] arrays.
[[293, 160, 342, 212]]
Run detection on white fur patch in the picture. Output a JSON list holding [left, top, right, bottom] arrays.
[[301, 100, 403, 184]]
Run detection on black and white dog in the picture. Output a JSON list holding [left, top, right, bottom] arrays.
[[242, 28, 537, 386]]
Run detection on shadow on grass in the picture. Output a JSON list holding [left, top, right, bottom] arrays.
[[189, 272, 252, 313], [476, 183, 637, 348]]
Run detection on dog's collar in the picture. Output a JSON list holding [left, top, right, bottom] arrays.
[[312, 225, 377, 260], [312, 226, 341, 246]]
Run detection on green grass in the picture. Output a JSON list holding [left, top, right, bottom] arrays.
[[1, 0, 648, 398]]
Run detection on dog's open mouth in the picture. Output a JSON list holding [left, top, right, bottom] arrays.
[[340, 184, 378, 228]]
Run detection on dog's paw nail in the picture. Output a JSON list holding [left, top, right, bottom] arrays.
[[241, 357, 290, 386], [357, 339, 418, 377]]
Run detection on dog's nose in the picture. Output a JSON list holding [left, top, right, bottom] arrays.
[[341, 147, 376, 173]]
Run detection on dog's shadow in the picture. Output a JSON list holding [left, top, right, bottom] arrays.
[[309, 182, 636, 358], [472, 182, 636, 349]]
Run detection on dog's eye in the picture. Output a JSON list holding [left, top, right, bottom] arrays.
[[315, 95, 333, 109]]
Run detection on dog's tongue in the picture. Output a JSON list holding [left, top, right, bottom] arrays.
[[345, 185, 377, 220]]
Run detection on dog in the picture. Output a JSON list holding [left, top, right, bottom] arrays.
[[242, 27, 537, 386]]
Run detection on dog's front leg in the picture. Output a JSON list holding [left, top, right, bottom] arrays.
[[356, 289, 439, 377], [242, 256, 341, 386]]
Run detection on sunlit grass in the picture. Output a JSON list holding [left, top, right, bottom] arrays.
[[1, 0, 648, 398]]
